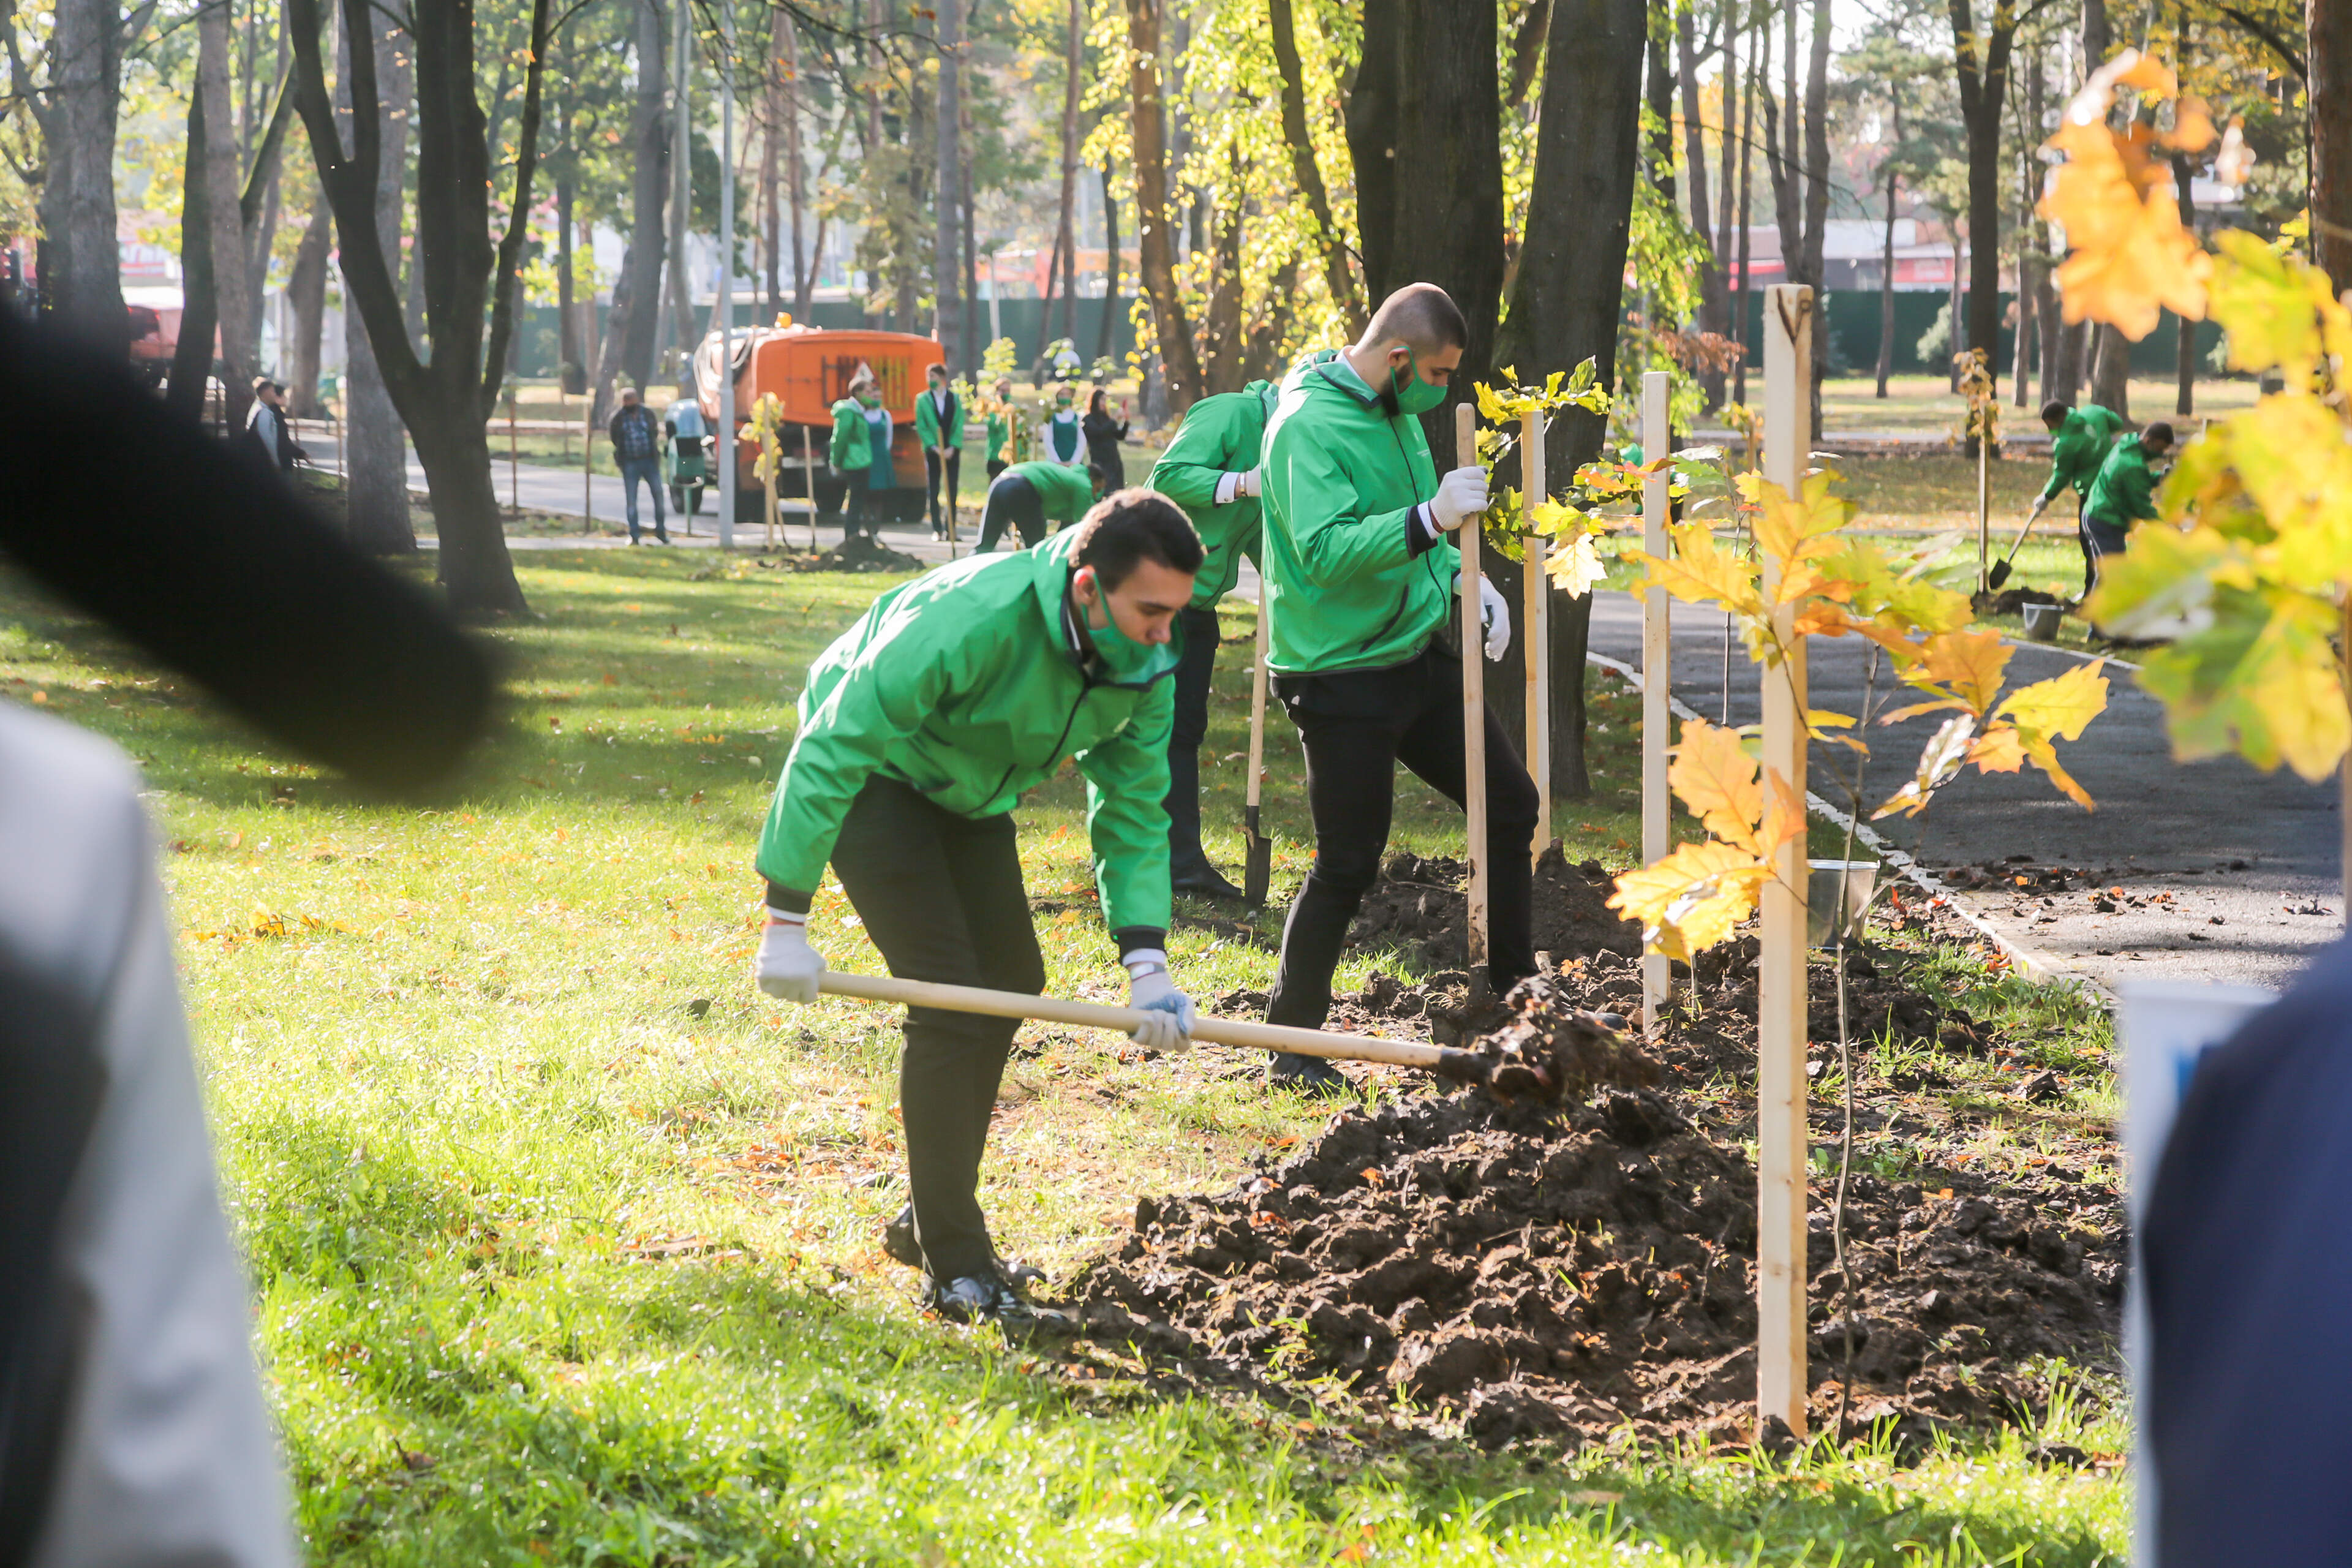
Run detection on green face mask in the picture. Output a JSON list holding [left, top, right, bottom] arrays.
[[1388, 351, 1447, 417], [1077, 573, 1159, 680], [858, 393, 881, 409]]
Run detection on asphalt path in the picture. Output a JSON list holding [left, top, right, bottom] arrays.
[[1584, 591, 2343, 996]]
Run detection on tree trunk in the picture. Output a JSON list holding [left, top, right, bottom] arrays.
[[934, 0, 965, 369], [2169, 149, 2197, 414], [39, 0, 126, 351], [335, 1, 415, 554], [593, 0, 669, 421], [1054, 0, 1084, 347], [1733, 9, 1757, 407], [666, 0, 693, 376], [961, 92, 981, 369], [286, 200, 331, 417], [785, 13, 811, 312], [1126, 0, 1203, 409], [168, 91, 218, 426], [1877, 127, 1897, 397], [557, 136, 584, 393], [1678, 4, 1723, 404], [1493, 0, 1646, 801], [2031, 47, 2057, 407], [1344, 0, 1400, 301], [1645, 2, 1675, 207], [200, 2, 256, 428], [762, 11, 782, 317], [1760, 24, 1800, 273], [1801, 0, 1830, 424], [2314, 0, 2352, 292], [1202, 164, 1246, 394], [1268, 0, 1362, 329], [1096, 167, 1120, 364]]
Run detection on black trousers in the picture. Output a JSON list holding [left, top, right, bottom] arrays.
[[1267, 646, 1539, 1030], [1164, 605, 1221, 865], [925, 447, 961, 533], [976, 473, 1047, 552], [829, 777, 1045, 1283]]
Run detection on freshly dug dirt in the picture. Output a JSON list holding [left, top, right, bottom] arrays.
[[1972, 586, 2067, 616], [1076, 957, 2123, 1452], [1347, 849, 1643, 970], [797, 534, 927, 573]]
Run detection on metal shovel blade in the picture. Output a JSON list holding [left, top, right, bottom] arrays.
[[1987, 557, 2013, 589], [1244, 805, 1270, 910]]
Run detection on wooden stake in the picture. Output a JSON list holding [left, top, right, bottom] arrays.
[[581, 396, 594, 534], [1977, 405, 1991, 593], [1522, 408, 1551, 862], [1457, 401, 1491, 1001], [1758, 284, 1814, 1438], [820, 970, 1481, 1074], [1640, 370, 1673, 1035], [802, 423, 819, 551], [1243, 587, 1274, 908]]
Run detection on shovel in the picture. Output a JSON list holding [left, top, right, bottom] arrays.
[[1986, 501, 2048, 590], [1243, 589, 1273, 908]]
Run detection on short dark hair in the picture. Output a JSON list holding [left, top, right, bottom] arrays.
[[927, 362, 945, 378], [2142, 420, 2176, 448], [1085, 462, 1107, 489], [1365, 282, 1469, 355], [1070, 488, 1204, 589], [2040, 399, 2070, 428]]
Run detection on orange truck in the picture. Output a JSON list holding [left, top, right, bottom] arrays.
[[692, 317, 946, 522]]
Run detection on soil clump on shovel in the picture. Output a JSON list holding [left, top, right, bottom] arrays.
[[1076, 954, 2122, 1453]]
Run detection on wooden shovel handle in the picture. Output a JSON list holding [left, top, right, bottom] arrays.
[[816, 970, 1480, 1074]]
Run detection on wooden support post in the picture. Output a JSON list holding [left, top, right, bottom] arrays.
[[1640, 370, 1673, 1035], [1522, 409, 1551, 862], [1977, 409, 1991, 593], [1758, 284, 1814, 1438], [803, 424, 819, 551], [507, 388, 518, 514], [581, 397, 594, 534], [1457, 401, 1490, 1000]]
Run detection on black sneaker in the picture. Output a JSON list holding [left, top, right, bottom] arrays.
[[1268, 1052, 1352, 1096], [883, 1202, 1045, 1289], [1171, 859, 1248, 903], [924, 1270, 1073, 1338]]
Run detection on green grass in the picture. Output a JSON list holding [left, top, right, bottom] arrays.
[[0, 548, 2127, 1563]]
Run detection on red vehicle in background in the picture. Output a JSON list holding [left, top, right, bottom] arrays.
[[692, 317, 946, 522]]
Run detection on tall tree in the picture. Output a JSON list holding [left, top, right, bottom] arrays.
[[1877, 85, 1902, 398], [1051, 0, 1082, 348], [665, 0, 692, 373], [167, 92, 217, 426], [2315, 0, 2352, 292], [35, 0, 128, 349], [553, 69, 584, 393], [285, 200, 331, 415], [1800, 0, 1830, 413], [1733, 6, 1757, 405], [783, 10, 812, 312], [288, 0, 552, 612], [1949, 0, 2022, 401], [1493, 0, 1647, 799], [1676, 1, 1723, 404], [590, 0, 668, 421], [1126, 0, 1203, 409], [334, 0, 414, 554], [1267, 0, 1361, 330], [201, 2, 258, 428], [933, 0, 963, 369], [1095, 166, 1119, 363], [2079, 0, 2128, 412]]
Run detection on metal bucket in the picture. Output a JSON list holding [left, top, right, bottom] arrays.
[[1807, 859, 1879, 948], [2021, 601, 2064, 643]]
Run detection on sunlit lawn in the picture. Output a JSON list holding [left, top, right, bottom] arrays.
[[0, 546, 2126, 1564]]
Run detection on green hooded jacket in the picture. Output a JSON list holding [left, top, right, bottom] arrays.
[[1149, 379, 1276, 610], [1003, 460, 1098, 526], [1260, 349, 1457, 674], [828, 398, 873, 471], [756, 528, 1177, 938], [913, 383, 960, 449], [984, 406, 1011, 464], [2038, 404, 2126, 505], [2084, 432, 2163, 529]]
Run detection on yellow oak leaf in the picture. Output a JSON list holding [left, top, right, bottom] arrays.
[[1668, 718, 1765, 852], [1638, 521, 1764, 619], [2043, 118, 2210, 339], [1544, 534, 1610, 599], [2021, 733, 2096, 810], [1609, 840, 1771, 962], [1967, 723, 2027, 774], [1915, 629, 2015, 716], [1995, 660, 2111, 745]]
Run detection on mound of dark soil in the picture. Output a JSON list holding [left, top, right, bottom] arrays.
[[1348, 848, 1643, 970], [1971, 586, 2067, 616], [797, 534, 926, 573], [1077, 963, 2122, 1452]]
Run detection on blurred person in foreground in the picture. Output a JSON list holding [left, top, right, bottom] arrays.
[[0, 307, 494, 1565]]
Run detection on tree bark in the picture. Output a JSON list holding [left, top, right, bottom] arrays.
[[2172, 146, 2196, 415], [1053, 0, 1083, 347], [785, 12, 811, 312], [200, 3, 256, 428], [1493, 0, 1646, 801], [285, 200, 331, 417], [1760, 23, 1800, 274], [556, 111, 584, 393], [666, 0, 693, 375], [1096, 166, 1120, 364], [334, 1, 415, 553], [1202, 157, 1245, 394], [1126, 0, 1202, 409], [934, 0, 965, 369], [1268, 0, 1362, 329], [1645, 1, 1675, 207], [2308, 0, 2351, 291], [1950, 0, 2015, 393], [1877, 95, 1899, 398], [592, 0, 668, 422], [1677, 4, 1722, 403], [1344, 0, 1400, 301], [1801, 0, 1830, 423], [168, 90, 217, 426], [762, 10, 782, 317], [1733, 8, 1757, 407], [39, 0, 126, 351]]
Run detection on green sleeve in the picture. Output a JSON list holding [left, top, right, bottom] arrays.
[[827, 405, 861, 470], [986, 412, 1009, 461], [2038, 437, 2071, 504], [1265, 419, 1421, 584], [1149, 399, 1245, 514], [754, 611, 978, 899], [1074, 680, 1175, 935], [914, 396, 940, 447]]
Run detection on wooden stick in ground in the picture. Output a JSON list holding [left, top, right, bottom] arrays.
[[1457, 401, 1491, 1002], [818, 970, 1482, 1074], [581, 397, 593, 533], [1758, 282, 1814, 1439], [802, 424, 819, 551], [1640, 369, 1673, 1035], [1521, 407, 1550, 862], [1243, 586, 1273, 908]]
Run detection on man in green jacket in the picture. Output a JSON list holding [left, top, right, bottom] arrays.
[[1147, 378, 1278, 900], [829, 372, 890, 540], [753, 495, 1205, 1330], [1257, 282, 1534, 1092], [2082, 421, 2173, 578], [984, 377, 1016, 478], [914, 362, 962, 541], [2029, 400, 2127, 595], [975, 458, 1104, 553]]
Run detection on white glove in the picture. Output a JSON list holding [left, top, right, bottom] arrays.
[[1123, 949, 1196, 1054], [755, 910, 826, 1003], [1430, 465, 1490, 532], [1479, 575, 1510, 662]]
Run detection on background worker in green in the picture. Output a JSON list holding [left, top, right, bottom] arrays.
[[1257, 282, 1536, 1093], [828, 371, 889, 541], [984, 377, 1016, 478], [975, 458, 1104, 552], [752, 495, 1207, 1330], [1147, 378, 1277, 901], [915, 362, 962, 541], [2082, 419, 2173, 579], [2028, 399, 2127, 595]]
